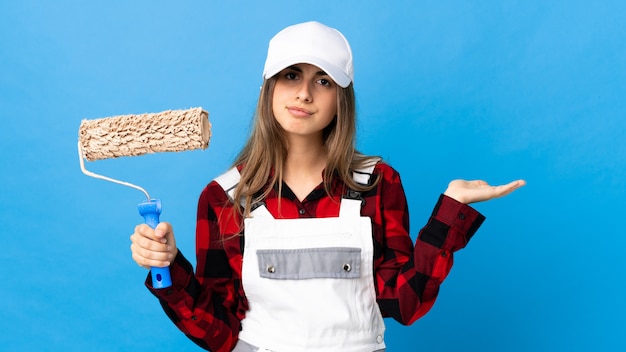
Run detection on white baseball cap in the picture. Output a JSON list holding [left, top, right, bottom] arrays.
[[262, 21, 354, 88]]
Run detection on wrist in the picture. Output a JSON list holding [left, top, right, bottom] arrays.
[[443, 188, 466, 204]]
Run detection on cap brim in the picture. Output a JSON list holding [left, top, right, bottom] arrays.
[[263, 56, 352, 88]]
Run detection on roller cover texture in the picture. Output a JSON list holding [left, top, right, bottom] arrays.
[[79, 108, 211, 161]]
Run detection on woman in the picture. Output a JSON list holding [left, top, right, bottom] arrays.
[[130, 21, 525, 352]]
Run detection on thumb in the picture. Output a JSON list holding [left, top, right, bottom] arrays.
[[154, 222, 171, 243]]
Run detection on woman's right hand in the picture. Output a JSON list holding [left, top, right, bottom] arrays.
[[130, 222, 178, 269]]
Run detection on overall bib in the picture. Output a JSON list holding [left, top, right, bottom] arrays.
[[216, 165, 385, 352]]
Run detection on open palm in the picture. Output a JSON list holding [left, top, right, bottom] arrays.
[[444, 179, 526, 204]]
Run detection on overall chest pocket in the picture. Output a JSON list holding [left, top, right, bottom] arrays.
[[256, 247, 361, 280]]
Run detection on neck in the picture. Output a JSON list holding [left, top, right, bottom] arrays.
[[282, 135, 327, 201], [284, 139, 326, 176]]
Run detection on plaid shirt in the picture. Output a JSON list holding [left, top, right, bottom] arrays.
[[148, 162, 485, 351]]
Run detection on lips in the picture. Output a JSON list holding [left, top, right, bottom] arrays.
[[286, 106, 313, 117]]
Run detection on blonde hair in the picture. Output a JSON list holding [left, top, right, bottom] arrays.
[[232, 76, 379, 219]]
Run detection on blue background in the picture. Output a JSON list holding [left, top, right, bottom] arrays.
[[2, 1, 624, 351]]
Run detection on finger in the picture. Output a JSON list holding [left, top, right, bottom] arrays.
[[135, 222, 169, 244], [494, 179, 526, 197], [473, 180, 489, 187], [132, 244, 172, 262], [154, 222, 172, 243], [130, 239, 173, 261], [503, 179, 526, 192], [134, 223, 158, 240], [133, 233, 171, 253], [131, 246, 172, 269]]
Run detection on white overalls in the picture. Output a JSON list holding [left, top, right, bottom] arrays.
[[216, 163, 386, 352]]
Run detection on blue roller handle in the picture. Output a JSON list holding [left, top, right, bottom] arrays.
[[137, 199, 172, 289]]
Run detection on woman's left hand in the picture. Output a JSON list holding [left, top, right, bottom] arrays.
[[444, 179, 526, 204]]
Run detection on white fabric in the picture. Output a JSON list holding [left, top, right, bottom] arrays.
[[262, 21, 353, 88], [352, 158, 379, 185], [213, 167, 240, 201], [238, 198, 385, 352]]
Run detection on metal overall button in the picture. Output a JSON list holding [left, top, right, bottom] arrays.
[[345, 190, 366, 206], [267, 265, 276, 274], [347, 190, 360, 199], [343, 263, 352, 272]]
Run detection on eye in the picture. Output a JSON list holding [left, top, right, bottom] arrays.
[[284, 71, 298, 80], [317, 78, 333, 87]]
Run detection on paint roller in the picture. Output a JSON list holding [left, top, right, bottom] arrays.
[[78, 107, 212, 288]]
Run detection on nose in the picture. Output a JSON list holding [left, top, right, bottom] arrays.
[[296, 81, 313, 102]]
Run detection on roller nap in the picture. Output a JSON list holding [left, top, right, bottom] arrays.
[[78, 107, 211, 161]]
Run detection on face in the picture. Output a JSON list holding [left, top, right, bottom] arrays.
[[272, 63, 338, 143]]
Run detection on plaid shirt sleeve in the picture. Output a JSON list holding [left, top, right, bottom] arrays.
[[370, 163, 485, 325], [146, 181, 245, 352]]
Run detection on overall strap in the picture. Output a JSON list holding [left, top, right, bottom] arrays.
[[213, 167, 273, 218], [351, 157, 380, 185], [340, 157, 381, 218], [213, 167, 240, 201]]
